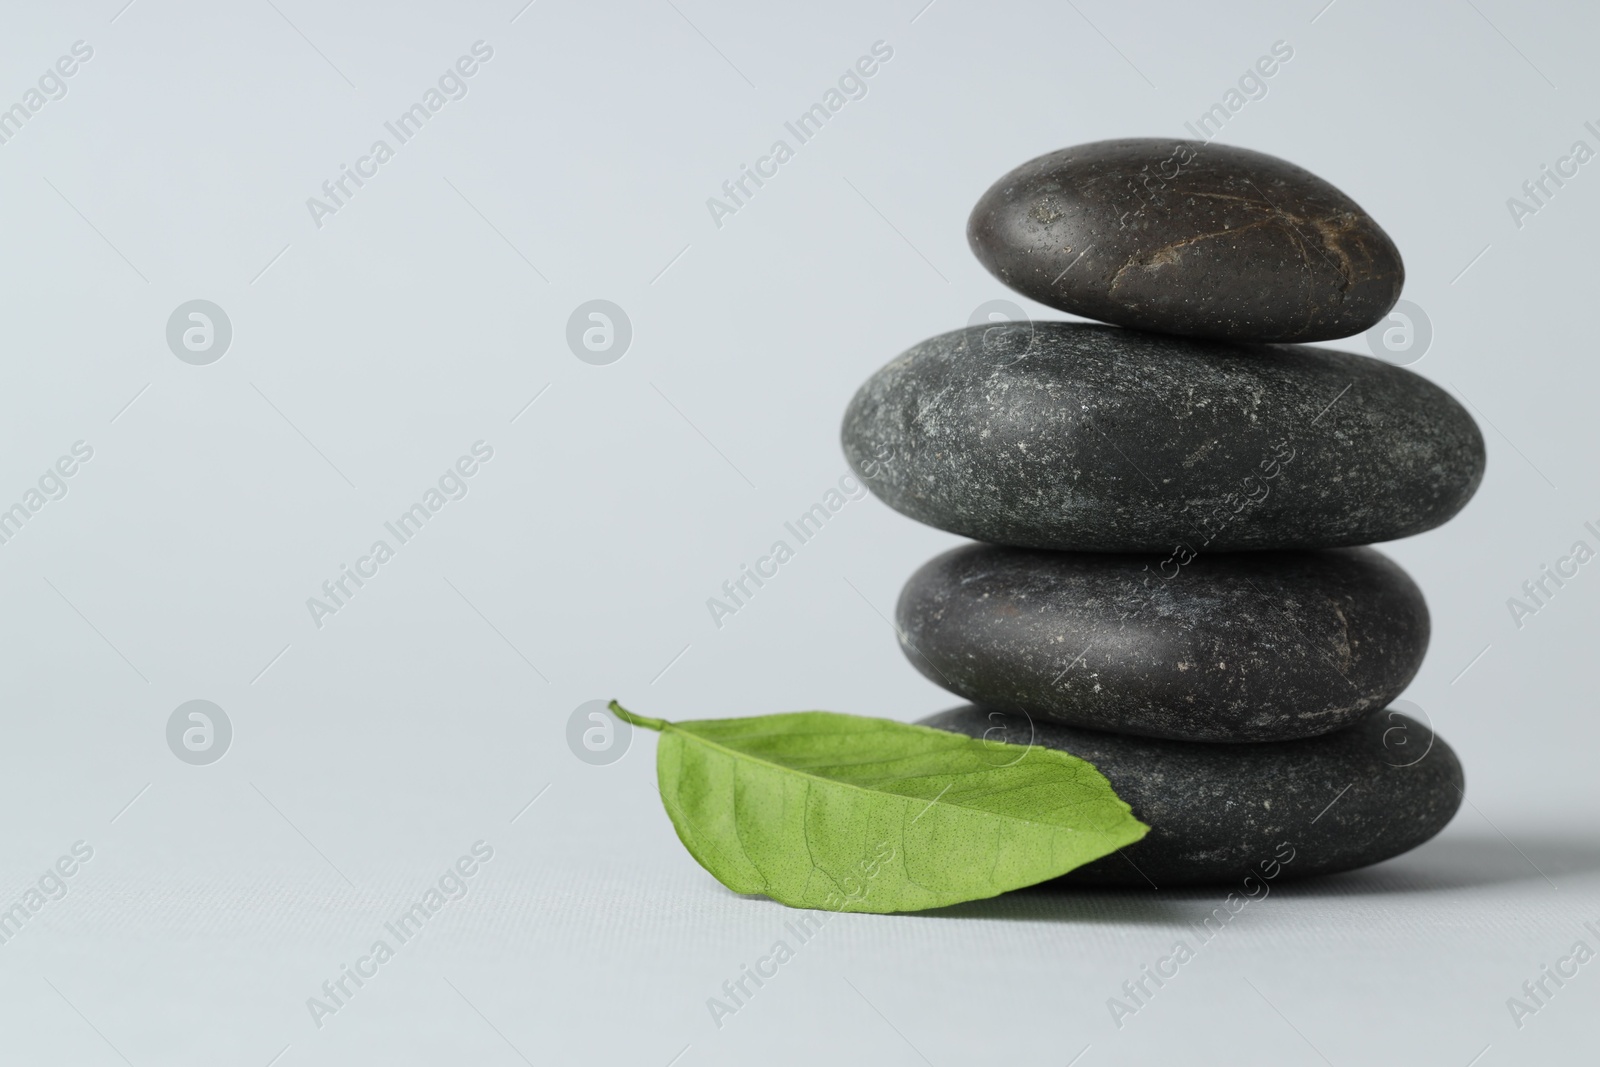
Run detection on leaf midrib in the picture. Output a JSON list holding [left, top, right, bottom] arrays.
[[668, 722, 1130, 835]]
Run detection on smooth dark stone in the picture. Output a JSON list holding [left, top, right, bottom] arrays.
[[968, 139, 1404, 343], [898, 544, 1427, 742], [919, 705, 1462, 887], [841, 322, 1484, 552]]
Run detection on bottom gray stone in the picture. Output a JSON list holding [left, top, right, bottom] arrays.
[[918, 705, 1462, 887]]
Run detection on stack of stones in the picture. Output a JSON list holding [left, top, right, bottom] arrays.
[[841, 140, 1485, 887]]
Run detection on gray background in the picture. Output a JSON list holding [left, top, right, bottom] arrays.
[[1, 0, 1596, 1063]]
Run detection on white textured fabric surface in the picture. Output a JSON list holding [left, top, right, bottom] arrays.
[[3, 820, 1597, 1065], [1, 1, 1596, 1063]]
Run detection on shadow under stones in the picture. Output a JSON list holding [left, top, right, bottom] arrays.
[[916, 831, 1600, 920], [1278, 831, 1600, 896]]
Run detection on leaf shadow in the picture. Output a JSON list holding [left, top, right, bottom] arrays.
[[914, 886, 1189, 924]]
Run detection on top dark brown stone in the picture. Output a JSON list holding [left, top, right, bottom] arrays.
[[968, 139, 1405, 343]]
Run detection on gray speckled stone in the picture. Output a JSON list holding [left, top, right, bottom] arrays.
[[841, 322, 1484, 552], [898, 544, 1427, 742], [919, 705, 1462, 886], [968, 139, 1404, 343]]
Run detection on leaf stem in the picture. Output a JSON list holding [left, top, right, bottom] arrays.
[[610, 700, 668, 732]]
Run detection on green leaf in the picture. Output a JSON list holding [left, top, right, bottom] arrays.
[[611, 701, 1148, 914]]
